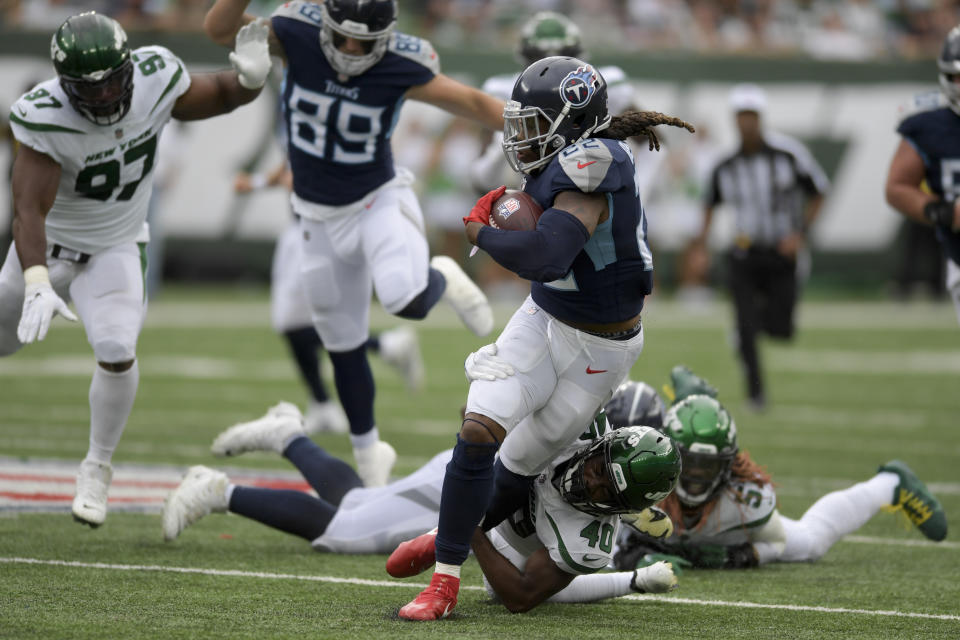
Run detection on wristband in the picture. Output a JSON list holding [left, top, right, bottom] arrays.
[[923, 200, 954, 226], [23, 264, 51, 287]]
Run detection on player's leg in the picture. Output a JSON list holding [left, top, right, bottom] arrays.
[[299, 214, 395, 487], [67, 242, 147, 527], [760, 252, 798, 340], [728, 251, 765, 408], [0, 242, 27, 356], [946, 258, 960, 325]]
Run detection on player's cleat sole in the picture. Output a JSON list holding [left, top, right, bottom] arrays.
[[355, 440, 397, 488], [879, 459, 947, 542], [162, 465, 229, 541], [211, 402, 306, 456], [304, 400, 349, 435], [386, 527, 437, 578], [397, 573, 459, 621], [430, 256, 494, 337], [71, 460, 112, 528]]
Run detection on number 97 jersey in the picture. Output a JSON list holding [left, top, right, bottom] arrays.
[[9, 46, 191, 255]]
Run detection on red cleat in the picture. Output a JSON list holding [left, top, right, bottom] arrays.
[[398, 573, 460, 620], [386, 527, 437, 578]]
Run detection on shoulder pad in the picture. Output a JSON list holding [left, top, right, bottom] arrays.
[[272, 0, 324, 25], [9, 79, 84, 139], [557, 137, 623, 193], [388, 32, 440, 75], [131, 46, 190, 115], [896, 90, 946, 124]]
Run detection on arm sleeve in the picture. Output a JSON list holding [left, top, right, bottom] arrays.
[[476, 207, 590, 282]]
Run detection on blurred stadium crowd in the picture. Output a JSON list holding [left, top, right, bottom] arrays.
[[1, 0, 958, 59]]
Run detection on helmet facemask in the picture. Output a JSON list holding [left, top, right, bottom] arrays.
[[502, 100, 566, 173], [60, 58, 134, 126], [675, 448, 735, 507], [320, 2, 395, 77]]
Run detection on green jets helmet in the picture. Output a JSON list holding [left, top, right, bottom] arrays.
[[516, 11, 584, 66], [555, 426, 681, 516], [662, 395, 737, 507], [50, 12, 134, 125]]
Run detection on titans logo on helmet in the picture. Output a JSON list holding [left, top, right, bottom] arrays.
[[559, 65, 598, 108]]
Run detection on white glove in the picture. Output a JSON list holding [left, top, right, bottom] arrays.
[[464, 343, 515, 382], [230, 18, 272, 90], [621, 506, 674, 540], [631, 560, 678, 594], [18, 266, 77, 344]]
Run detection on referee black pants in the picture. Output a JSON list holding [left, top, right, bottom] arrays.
[[727, 247, 798, 402]]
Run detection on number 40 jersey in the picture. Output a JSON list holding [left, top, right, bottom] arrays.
[[9, 46, 191, 255]]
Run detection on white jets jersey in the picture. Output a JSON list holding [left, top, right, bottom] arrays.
[[9, 46, 191, 254], [669, 479, 777, 547]]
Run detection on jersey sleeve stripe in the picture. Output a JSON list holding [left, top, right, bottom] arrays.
[[718, 510, 774, 534], [8, 112, 83, 134], [149, 63, 185, 116], [544, 512, 602, 574]]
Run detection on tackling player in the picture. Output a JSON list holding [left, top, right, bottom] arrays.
[[885, 24, 960, 324], [614, 394, 948, 572], [0, 12, 272, 528], [393, 56, 695, 620], [204, 0, 505, 488], [161, 404, 682, 612]]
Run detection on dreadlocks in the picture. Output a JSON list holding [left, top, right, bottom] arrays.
[[596, 109, 696, 151]]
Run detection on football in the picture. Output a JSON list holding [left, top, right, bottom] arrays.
[[490, 190, 543, 231]]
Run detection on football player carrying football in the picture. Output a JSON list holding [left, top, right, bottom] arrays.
[[885, 24, 960, 324], [0, 12, 271, 528], [162, 405, 682, 612], [614, 394, 948, 572], [393, 56, 695, 620], [204, 0, 504, 489]]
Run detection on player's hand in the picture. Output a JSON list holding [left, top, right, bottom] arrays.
[[464, 343, 515, 382], [234, 172, 254, 193], [231, 18, 272, 90], [675, 539, 727, 569], [463, 185, 506, 228], [18, 280, 77, 344], [630, 560, 679, 593], [621, 506, 673, 540]]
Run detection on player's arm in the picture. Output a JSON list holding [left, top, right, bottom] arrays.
[[466, 190, 604, 282], [11, 144, 58, 270], [885, 138, 960, 230], [471, 528, 574, 613], [203, 0, 286, 60], [407, 74, 504, 132]]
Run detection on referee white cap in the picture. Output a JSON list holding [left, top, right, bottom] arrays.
[[729, 83, 767, 114]]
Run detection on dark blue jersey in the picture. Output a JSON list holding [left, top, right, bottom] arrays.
[[897, 92, 960, 265], [272, 1, 438, 206], [523, 137, 654, 324]]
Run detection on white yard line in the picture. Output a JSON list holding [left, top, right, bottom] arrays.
[[2, 556, 957, 621]]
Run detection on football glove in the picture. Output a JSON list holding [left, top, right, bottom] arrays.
[[630, 560, 679, 593], [230, 18, 272, 90], [17, 266, 77, 344], [673, 538, 759, 569], [620, 506, 673, 540], [463, 185, 506, 227], [636, 553, 692, 577], [464, 343, 515, 382]]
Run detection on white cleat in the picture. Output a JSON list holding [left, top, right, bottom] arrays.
[[304, 400, 349, 435], [162, 465, 229, 542], [72, 460, 112, 528], [430, 255, 494, 337], [354, 440, 397, 488], [379, 326, 425, 392], [211, 402, 306, 456], [631, 560, 679, 594]]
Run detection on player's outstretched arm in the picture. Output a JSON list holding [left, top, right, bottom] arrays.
[[886, 138, 960, 230], [407, 74, 504, 132], [172, 19, 271, 121], [471, 528, 574, 613], [204, 0, 285, 59]]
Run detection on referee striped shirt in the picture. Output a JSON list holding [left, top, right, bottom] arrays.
[[704, 131, 829, 247]]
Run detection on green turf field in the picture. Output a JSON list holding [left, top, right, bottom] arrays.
[[1, 288, 958, 638]]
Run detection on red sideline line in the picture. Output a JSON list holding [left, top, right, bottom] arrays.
[[0, 473, 310, 492]]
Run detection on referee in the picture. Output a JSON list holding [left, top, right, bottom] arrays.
[[697, 84, 829, 409]]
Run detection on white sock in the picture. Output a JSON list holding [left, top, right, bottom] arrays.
[[547, 572, 633, 603], [86, 361, 139, 465], [225, 483, 237, 510], [350, 427, 380, 452], [435, 562, 461, 579]]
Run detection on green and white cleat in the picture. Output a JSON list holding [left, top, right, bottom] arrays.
[[879, 460, 947, 542]]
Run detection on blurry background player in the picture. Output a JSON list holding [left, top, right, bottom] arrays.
[[205, 0, 504, 488], [163, 403, 681, 612], [393, 57, 695, 620], [885, 24, 960, 325], [613, 394, 948, 573], [0, 12, 271, 527], [234, 160, 425, 433], [695, 84, 829, 410]]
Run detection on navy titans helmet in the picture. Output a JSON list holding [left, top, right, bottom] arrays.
[[502, 56, 611, 174], [938, 25, 960, 116], [604, 381, 666, 431], [320, 0, 397, 77]]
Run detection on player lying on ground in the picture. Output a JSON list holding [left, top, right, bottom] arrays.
[[613, 394, 948, 572], [162, 404, 681, 612]]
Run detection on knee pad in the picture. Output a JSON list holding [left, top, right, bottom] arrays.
[[301, 259, 341, 313], [449, 435, 498, 473]]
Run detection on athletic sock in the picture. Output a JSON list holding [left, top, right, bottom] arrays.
[[481, 459, 535, 532], [434, 435, 498, 566], [283, 327, 328, 403], [86, 361, 139, 465], [328, 345, 375, 435], [283, 436, 362, 506], [396, 268, 446, 320], [228, 486, 336, 541]]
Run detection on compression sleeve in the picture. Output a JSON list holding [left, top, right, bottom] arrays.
[[476, 208, 590, 282]]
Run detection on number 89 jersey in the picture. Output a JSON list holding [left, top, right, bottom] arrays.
[[9, 46, 190, 255]]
